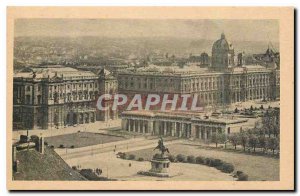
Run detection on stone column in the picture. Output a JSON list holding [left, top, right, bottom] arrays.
[[136, 121, 140, 133], [132, 120, 136, 132], [172, 122, 176, 137], [191, 124, 196, 138], [142, 121, 145, 134], [121, 119, 126, 130], [204, 126, 207, 140], [167, 122, 171, 136], [187, 124, 191, 138], [148, 120, 153, 135], [154, 121, 159, 136], [128, 119, 131, 132], [179, 123, 183, 138], [163, 122, 167, 136]]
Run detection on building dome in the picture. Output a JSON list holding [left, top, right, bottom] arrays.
[[211, 33, 235, 69], [200, 52, 209, 58], [212, 33, 233, 52]]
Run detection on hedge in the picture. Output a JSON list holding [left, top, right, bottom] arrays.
[[195, 156, 205, 164], [168, 155, 176, 162], [137, 157, 144, 161], [187, 155, 196, 163], [128, 154, 136, 160], [218, 163, 235, 173], [176, 154, 187, 162]]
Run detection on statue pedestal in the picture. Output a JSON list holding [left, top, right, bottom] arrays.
[[138, 154, 170, 177]]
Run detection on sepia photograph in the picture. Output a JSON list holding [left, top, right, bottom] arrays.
[[6, 7, 294, 190]]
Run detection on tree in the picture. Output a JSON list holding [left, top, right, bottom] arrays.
[[267, 137, 279, 155], [229, 133, 239, 150], [239, 132, 248, 151], [248, 134, 259, 152], [234, 107, 239, 113], [258, 136, 266, 152], [210, 133, 226, 148]]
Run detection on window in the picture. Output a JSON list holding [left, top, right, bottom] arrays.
[[26, 86, 30, 91], [37, 95, 41, 104], [79, 92, 83, 100], [54, 93, 59, 103], [26, 95, 31, 104]]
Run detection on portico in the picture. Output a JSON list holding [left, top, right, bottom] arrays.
[[121, 110, 250, 140]]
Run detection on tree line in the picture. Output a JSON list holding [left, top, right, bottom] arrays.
[[210, 108, 280, 155]]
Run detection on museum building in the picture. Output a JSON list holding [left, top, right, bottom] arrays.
[[13, 66, 118, 130], [117, 33, 280, 107]]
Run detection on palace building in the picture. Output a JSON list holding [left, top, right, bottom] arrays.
[[117, 33, 280, 107], [13, 66, 118, 130]]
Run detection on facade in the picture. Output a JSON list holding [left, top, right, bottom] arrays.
[[117, 33, 280, 107], [13, 66, 118, 130], [121, 111, 254, 140]]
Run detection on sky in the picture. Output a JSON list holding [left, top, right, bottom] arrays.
[[14, 19, 279, 43]]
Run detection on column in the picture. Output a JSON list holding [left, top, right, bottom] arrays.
[[187, 124, 191, 138], [132, 120, 136, 132], [155, 121, 159, 136], [179, 123, 183, 138], [136, 121, 140, 133], [148, 120, 153, 135], [121, 119, 126, 130], [204, 126, 207, 140], [163, 121, 167, 136], [191, 124, 196, 138], [128, 119, 131, 132], [172, 122, 176, 137], [142, 121, 145, 134]]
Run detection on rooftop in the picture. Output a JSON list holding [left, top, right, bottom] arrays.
[[122, 110, 248, 125], [14, 65, 97, 80]]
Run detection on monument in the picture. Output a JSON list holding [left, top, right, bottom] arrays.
[[138, 137, 171, 177]]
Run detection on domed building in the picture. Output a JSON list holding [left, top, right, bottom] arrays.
[[200, 52, 209, 67], [211, 33, 235, 70]]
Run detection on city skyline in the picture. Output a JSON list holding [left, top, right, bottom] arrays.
[[15, 19, 279, 43]]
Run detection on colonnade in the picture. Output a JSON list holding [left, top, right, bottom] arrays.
[[191, 124, 223, 140], [122, 117, 229, 140]]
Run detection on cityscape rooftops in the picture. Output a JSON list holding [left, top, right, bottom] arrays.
[[14, 65, 98, 81]]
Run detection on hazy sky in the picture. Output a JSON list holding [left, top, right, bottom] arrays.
[[15, 19, 279, 42]]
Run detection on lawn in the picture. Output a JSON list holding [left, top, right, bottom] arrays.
[[45, 132, 126, 148], [127, 143, 279, 181]]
